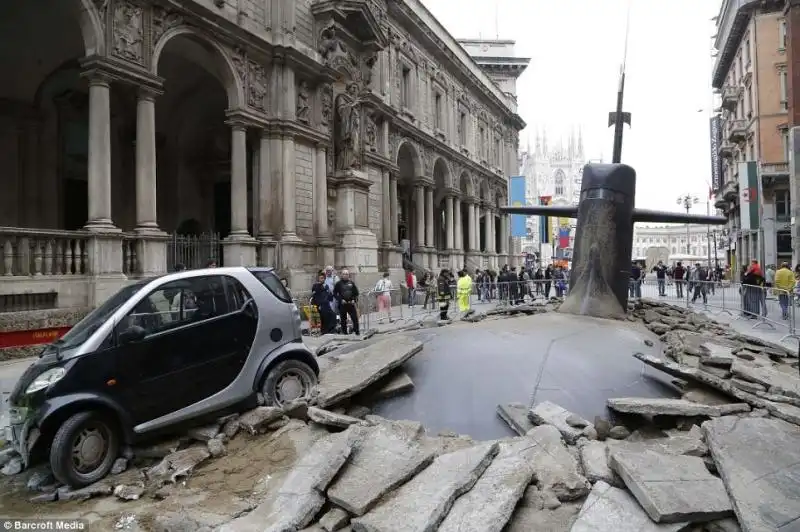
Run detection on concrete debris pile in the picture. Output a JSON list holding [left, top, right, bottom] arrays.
[[497, 396, 800, 532], [0, 335, 424, 507], [629, 300, 800, 428]]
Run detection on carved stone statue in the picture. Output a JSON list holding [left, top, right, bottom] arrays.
[[334, 83, 362, 171], [321, 85, 332, 126], [297, 81, 310, 123], [365, 114, 377, 151]]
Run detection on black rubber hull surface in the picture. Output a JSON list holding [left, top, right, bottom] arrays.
[[370, 313, 677, 440]]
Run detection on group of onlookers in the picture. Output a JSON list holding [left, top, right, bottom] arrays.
[[309, 266, 361, 335]]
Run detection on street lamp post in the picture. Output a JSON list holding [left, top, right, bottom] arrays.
[[677, 194, 699, 255]]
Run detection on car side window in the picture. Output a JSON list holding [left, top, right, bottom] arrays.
[[117, 276, 230, 337], [224, 276, 254, 311]]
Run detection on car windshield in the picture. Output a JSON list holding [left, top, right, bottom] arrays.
[[44, 281, 149, 353]]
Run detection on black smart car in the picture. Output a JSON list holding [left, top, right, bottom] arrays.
[[5, 267, 319, 488]]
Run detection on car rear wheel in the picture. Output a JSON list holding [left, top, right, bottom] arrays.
[[262, 359, 317, 406], [50, 411, 120, 488]]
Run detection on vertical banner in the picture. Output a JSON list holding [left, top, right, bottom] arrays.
[[737, 161, 759, 231], [509, 176, 527, 237], [709, 116, 722, 192], [557, 217, 571, 249], [539, 196, 552, 243]]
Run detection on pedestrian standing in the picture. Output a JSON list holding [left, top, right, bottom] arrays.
[[374, 272, 393, 322], [774, 262, 794, 320], [334, 269, 360, 335], [456, 270, 472, 312], [437, 269, 453, 320]]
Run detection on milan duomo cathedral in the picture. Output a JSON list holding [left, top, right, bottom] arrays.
[[516, 128, 590, 265]]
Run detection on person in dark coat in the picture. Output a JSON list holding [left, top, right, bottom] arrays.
[[311, 271, 336, 334], [334, 269, 360, 335], [437, 269, 453, 320]]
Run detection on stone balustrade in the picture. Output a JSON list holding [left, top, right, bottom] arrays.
[[0, 227, 91, 277]]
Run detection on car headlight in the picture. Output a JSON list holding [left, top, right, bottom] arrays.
[[25, 367, 66, 394]]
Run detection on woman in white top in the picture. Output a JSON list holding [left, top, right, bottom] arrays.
[[374, 272, 393, 321]]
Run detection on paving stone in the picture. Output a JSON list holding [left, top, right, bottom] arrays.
[[238, 406, 285, 435], [496, 403, 535, 436], [327, 421, 433, 516], [570, 480, 689, 532], [308, 407, 363, 429], [699, 342, 735, 368], [698, 518, 742, 532], [319, 507, 350, 531], [605, 429, 707, 457], [505, 486, 582, 532], [220, 428, 355, 532], [527, 400, 593, 444], [730, 378, 766, 394], [579, 441, 620, 487], [633, 353, 769, 409], [703, 416, 800, 531], [316, 337, 423, 408], [524, 425, 591, 501], [370, 370, 415, 400], [609, 449, 732, 523], [438, 438, 539, 532], [607, 397, 723, 417], [350, 442, 499, 532], [764, 400, 800, 426], [730, 359, 800, 399]]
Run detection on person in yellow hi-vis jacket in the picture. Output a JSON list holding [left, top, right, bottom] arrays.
[[456, 270, 472, 312]]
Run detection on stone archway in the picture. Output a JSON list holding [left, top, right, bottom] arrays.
[[396, 140, 421, 244], [0, 0, 105, 230], [432, 157, 450, 251], [154, 30, 245, 259]]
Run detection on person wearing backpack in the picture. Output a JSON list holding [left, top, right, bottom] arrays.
[[334, 269, 360, 335], [374, 272, 393, 322]]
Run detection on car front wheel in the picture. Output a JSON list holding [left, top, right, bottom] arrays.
[[50, 411, 120, 488], [262, 359, 318, 406]]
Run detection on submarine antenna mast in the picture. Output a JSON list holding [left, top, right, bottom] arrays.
[[609, 1, 633, 163]]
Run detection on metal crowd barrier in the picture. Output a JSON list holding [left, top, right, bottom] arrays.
[[632, 278, 799, 344]]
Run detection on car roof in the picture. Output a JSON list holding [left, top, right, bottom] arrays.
[[135, 266, 276, 292]]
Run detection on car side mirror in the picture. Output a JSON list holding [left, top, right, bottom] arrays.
[[119, 325, 147, 345]]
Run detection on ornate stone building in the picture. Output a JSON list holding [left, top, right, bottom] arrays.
[[0, 0, 525, 308]]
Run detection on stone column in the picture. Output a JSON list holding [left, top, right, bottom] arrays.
[[500, 215, 509, 254], [467, 201, 476, 250], [229, 122, 249, 236], [134, 88, 159, 232], [486, 209, 494, 253], [476, 204, 483, 251], [445, 195, 454, 250], [257, 132, 272, 240], [454, 198, 462, 250], [314, 144, 329, 241], [425, 187, 434, 248], [85, 74, 115, 231], [415, 184, 425, 250], [389, 174, 399, 244], [281, 134, 299, 240], [381, 168, 392, 246]]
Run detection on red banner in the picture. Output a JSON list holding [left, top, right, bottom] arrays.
[[0, 326, 71, 349]]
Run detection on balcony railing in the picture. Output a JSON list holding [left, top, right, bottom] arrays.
[[718, 142, 734, 158], [720, 86, 741, 111], [760, 162, 788, 177], [727, 119, 747, 142]]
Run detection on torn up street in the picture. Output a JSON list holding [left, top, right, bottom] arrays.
[[1, 299, 799, 531]]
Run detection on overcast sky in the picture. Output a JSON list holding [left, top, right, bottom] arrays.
[[422, 0, 721, 215]]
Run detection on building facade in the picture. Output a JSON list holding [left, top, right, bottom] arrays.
[[632, 225, 727, 265], [516, 129, 585, 264], [712, 0, 791, 269], [0, 0, 526, 309]]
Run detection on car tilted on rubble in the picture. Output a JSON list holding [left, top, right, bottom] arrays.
[[5, 267, 319, 489]]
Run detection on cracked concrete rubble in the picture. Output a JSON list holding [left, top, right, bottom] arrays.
[[1, 300, 798, 531]]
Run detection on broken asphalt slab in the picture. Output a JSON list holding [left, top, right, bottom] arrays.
[[528, 400, 593, 444], [570, 480, 689, 532], [438, 438, 538, 532], [608, 449, 733, 524], [219, 428, 355, 532], [524, 425, 591, 502], [607, 397, 742, 418], [326, 420, 434, 516], [315, 336, 423, 408], [703, 416, 800, 532], [350, 441, 499, 532]]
